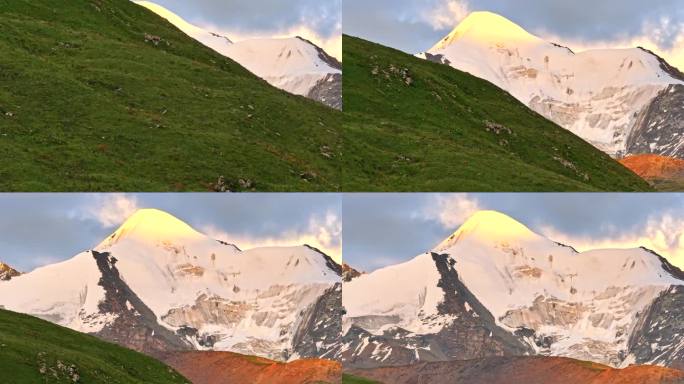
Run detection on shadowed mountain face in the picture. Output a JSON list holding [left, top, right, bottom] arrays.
[[341, 35, 651, 192], [162, 351, 341, 384], [346, 356, 684, 384]]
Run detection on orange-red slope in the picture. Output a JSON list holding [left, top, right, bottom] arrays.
[[620, 154, 684, 180], [347, 356, 684, 384], [162, 351, 341, 384]]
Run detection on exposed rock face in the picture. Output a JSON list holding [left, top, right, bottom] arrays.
[[627, 84, 684, 158], [341, 264, 362, 282], [91, 251, 192, 359], [628, 285, 684, 370], [292, 283, 342, 360], [307, 73, 342, 110], [339, 253, 531, 368], [346, 356, 684, 384], [161, 294, 252, 330], [0, 262, 20, 281]]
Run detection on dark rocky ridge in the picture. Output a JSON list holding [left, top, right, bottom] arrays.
[[307, 73, 342, 110], [292, 283, 342, 360], [628, 285, 684, 370], [639, 47, 684, 82], [294, 36, 342, 110], [91, 251, 192, 359], [627, 84, 684, 158], [304, 244, 342, 276], [295, 36, 342, 71]]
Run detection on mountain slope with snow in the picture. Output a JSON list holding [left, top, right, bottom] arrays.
[[0, 209, 341, 362], [135, 1, 342, 109], [421, 12, 684, 158], [341, 210, 684, 369]]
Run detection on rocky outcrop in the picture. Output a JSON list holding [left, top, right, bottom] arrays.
[[627, 84, 684, 158], [0, 262, 20, 281], [628, 285, 684, 370], [307, 73, 342, 110], [292, 283, 342, 360], [341, 264, 362, 282]]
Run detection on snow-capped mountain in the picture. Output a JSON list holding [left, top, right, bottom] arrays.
[[135, 1, 342, 109], [341, 211, 684, 370], [419, 12, 684, 158], [0, 262, 20, 281], [0, 209, 341, 361]]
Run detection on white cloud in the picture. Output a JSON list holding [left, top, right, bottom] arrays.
[[421, 0, 471, 30], [85, 194, 140, 228], [422, 193, 481, 229], [200, 210, 342, 263], [539, 213, 684, 269]]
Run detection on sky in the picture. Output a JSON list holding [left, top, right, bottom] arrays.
[[135, 0, 342, 60], [343, 193, 684, 272], [0, 193, 341, 272], [343, 0, 684, 70]]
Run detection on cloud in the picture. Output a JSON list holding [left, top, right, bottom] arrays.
[[539, 213, 684, 269], [85, 194, 140, 228], [422, 194, 481, 229], [421, 0, 471, 30], [200, 210, 342, 263]]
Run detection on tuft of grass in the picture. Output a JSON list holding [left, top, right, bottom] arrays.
[[0, 0, 341, 191], [0, 309, 189, 383], [341, 35, 652, 192]]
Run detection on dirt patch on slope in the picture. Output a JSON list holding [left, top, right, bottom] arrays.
[[161, 351, 341, 384], [347, 356, 684, 384]]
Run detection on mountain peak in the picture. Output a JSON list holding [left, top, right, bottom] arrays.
[[431, 11, 540, 50], [98, 209, 203, 248], [434, 210, 537, 251]]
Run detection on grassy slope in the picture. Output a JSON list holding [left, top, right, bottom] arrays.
[[0, 309, 189, 383], [0, 0, 341, 191], [342, 35, 651, 191], [342, 373, 381, 384]]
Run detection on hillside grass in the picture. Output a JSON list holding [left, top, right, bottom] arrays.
[[341, 35, 652, 191], [0, 0, 341, 191], [342, 373, 382, 384], [0, 309, 189, 383]]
